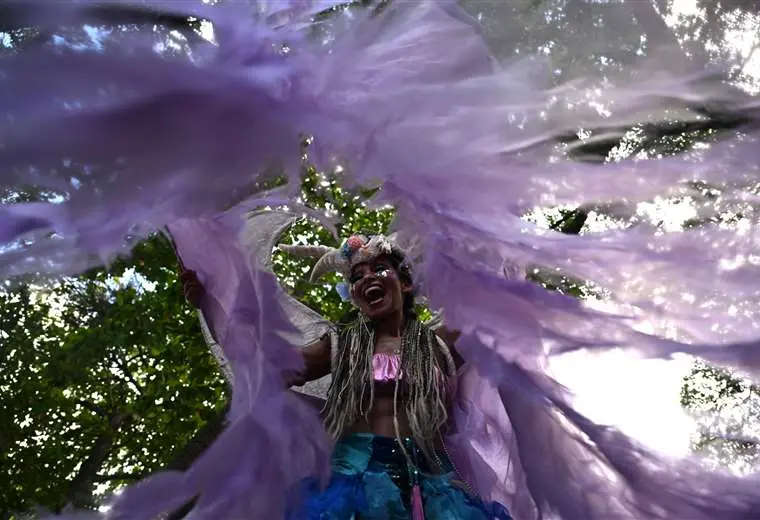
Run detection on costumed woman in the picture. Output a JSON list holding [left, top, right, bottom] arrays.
[[182, 226, 513, 520]]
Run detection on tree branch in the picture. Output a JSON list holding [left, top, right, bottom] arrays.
[[739, 42, 759, 74], [555, 210, 588, 235], [63, 411, 132, 510], [0, 3, 206, 42], [111, 351, 144, 396], [93, 472, 145, 483], [165, 403, 229, 472], [75, 399, 109, 418]]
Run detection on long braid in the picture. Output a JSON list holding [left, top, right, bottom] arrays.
[[400, 319, 451, 467], [323, 316, 452, 470], [322, 317, 375, 439]]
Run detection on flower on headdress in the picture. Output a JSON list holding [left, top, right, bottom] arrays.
[[341, 235, 365, 259], [347, 235, 364, 250]]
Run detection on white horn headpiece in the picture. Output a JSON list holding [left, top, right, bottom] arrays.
[[280, 233, 406, 285]]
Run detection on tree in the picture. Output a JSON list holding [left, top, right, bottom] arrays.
[[0, 237, 227, 517], [681, 362, 760, 474]]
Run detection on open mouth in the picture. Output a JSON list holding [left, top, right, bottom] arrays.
[[363, 282, 386, 305]]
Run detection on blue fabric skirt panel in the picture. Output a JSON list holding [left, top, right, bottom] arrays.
[[287, 433, 513, 520]]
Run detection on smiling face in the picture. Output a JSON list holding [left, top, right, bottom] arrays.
[[349, 255, 411, 321]]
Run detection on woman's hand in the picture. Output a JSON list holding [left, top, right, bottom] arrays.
[[180, 269, 205, 308], [284, 335, 332, 388], [284, 370, 307, 388]]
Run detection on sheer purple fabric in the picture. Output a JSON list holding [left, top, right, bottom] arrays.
[[3, 1, 760, 519], [144, 211, 331, 520]]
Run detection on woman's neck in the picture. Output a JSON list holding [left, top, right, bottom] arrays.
[[371, 311, 404, 338]]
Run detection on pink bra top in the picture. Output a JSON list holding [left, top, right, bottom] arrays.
[[372, 352, 449, 391], [370, 337, 456, 395], [373, 352, 402, 382]]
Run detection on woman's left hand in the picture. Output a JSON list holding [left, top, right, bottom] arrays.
[[180, 269, 205, 308]]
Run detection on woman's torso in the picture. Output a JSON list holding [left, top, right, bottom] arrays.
[[343, 334, 450, 449]]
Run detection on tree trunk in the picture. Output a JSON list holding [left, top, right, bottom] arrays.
[[166, 403, 229, 472], [63, 411, 131, 511], [163, 403, 230, 520]]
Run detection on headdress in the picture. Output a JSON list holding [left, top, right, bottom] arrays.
[[279, 233, 407, 282], [279, 233, 410, 302]]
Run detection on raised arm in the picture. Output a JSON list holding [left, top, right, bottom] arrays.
[[285, 334, 332, 388], [434, 326, 465, 370], [180, 269, 332, 387]]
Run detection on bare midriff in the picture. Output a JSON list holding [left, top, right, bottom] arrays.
[[345, 381, 414, 438]]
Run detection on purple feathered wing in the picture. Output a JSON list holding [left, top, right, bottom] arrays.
[[100, 209, 332, 520]]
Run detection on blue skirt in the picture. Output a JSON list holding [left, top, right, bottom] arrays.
[[287, 433, 512, 520]]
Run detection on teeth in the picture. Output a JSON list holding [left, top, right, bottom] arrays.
[[365, 284, 384, 301]]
